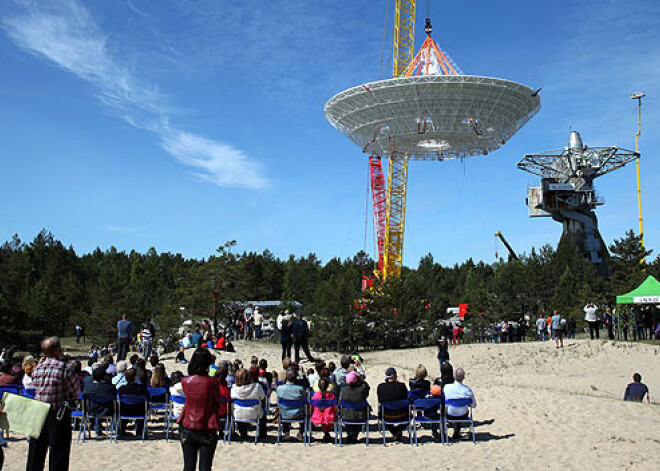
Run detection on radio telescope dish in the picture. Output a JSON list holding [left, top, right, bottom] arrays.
[[325, 75, 541, 160]]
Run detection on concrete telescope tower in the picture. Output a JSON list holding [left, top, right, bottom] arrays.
[[517, 131, 639, 276]]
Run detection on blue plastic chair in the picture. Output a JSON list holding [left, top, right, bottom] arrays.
[[310, 398, 338, 446], [166, 394, 186, 441], [444, 398, 475, 445], [0, 386, 21, 397], [71, 392, 86, 443], [148, 387, 169, 435], [227, 399, 261, 445], [276, 398, 310, 446], [21, 388, 36, 399], [83, 395, 116, 442], [115, 394, 149, 441], [338, 400, 371, 447], [410, 398, 444, 446], [379, 399, 412, 446], [408, 389, 428, 400]]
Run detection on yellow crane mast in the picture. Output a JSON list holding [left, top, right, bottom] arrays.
[[382, 0, 415, 280]]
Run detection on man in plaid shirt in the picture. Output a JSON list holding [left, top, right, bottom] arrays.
[[26, 336, 80, 471]]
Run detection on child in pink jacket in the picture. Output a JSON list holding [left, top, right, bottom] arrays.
[[311, 378, 337, 442]]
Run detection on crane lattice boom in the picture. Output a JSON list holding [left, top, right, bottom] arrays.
[[379, 0, 416, 280], [369, 156, 387, 273]]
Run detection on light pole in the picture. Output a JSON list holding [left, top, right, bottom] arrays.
[[630, 92, 645, 259]]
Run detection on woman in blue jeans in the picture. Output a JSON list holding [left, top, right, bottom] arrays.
[[178, 348, 223, 471]]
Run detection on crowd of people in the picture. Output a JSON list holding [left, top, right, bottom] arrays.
[[0, 302, 656, 471], [0, 330, 481, 471]]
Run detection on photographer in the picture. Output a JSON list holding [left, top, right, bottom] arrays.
[[334, 355, 366, 389], [583, 302, 600, 340]]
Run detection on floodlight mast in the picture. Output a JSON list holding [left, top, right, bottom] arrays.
[[631, 91, 645, 259], [517, 131, 639, 277]]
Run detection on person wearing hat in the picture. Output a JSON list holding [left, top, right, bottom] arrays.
[[377, 367, 409, 442], [338, 371, 370, 444]]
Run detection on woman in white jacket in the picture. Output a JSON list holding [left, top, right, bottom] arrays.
[[230, 368, 266, 440]]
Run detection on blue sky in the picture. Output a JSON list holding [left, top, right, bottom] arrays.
[[1, 0, 658, 267]]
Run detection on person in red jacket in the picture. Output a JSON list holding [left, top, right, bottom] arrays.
[[178, 348, 223, 471]]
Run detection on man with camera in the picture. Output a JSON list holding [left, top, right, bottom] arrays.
[[583, 302, 600, 340], [334, 355, 366, 389]]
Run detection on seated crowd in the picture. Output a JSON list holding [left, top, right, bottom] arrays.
[[0, 343, 478, 462], [171, 350, 477, 448]]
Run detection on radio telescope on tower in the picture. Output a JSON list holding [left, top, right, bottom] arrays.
[[325, 12, 541, 280], [518, 131, 639, 276]]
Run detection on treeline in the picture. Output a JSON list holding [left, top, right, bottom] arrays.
[[0, 229, 655, 352]]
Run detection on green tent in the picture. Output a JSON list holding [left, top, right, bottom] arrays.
[[616, 275, 660, 304]]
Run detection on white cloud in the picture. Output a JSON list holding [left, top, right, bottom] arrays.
[[160, 130, 267, 189], [2, 0, 267, 189]]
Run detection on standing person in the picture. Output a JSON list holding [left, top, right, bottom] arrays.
[[226, 312, 235, 341], [191, 328, 202, 348], [567, 317, 577, 339], [436, 337, 450, 373], [536, 314, 547, 341], [253, 307, 264, 340], [604, 307, 615, 340], [623, 373, 650, 403], [140, 323, 154, 360], [291, 312, 314, 363], [26, 337, 80, 471], [501, 321, 510, 343], [75, 325, 82, 344], [584, 302, 600, 340], [243, 303, 254, 341], [145, 316, 156, 338], [276, 310, 286, 341], [116, 314, 133, 361], [551, 310, 563, 348], [452, 324, 460, 345], [178, 348, 224, 471], [280, 318, 293, 360]]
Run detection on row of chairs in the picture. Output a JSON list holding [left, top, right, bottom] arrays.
[[2, 385, 474, 447], [71, 387, 171, 442], [225, 395, 474, 447]]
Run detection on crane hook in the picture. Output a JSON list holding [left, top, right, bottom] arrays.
[[425, 18, 432, 36]]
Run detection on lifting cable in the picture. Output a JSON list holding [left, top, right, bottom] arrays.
[[379, 0, 390, 79]]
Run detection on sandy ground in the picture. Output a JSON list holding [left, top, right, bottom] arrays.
[[4, 338, 660, 471]]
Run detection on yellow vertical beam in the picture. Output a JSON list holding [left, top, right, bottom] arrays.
[[393, 0, 416, 77], [633, 94, 645, 261], [380, 0, 415, 281], [383, 154, 409, 279]]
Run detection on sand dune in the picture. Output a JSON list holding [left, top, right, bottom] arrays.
[[4, 339, 660, 470]]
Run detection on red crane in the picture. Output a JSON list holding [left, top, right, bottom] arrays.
[[369, 155, 387, 273]]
